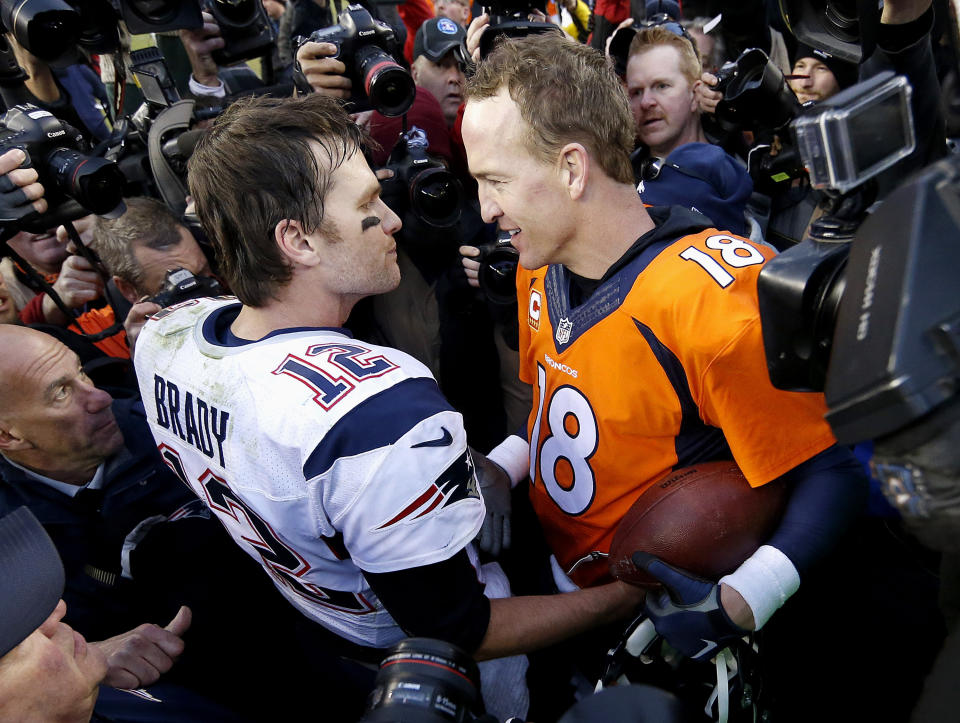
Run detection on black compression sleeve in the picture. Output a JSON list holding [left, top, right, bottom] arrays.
[[364, 550, 491, 654], [766, 444, 869, 575]]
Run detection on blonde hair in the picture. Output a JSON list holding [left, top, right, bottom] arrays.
[[466, 33, 634, 184], [628, 25, 702, 86]]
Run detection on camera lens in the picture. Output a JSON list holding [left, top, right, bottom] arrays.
[[361, 638, 484, 723], [125, 0, 180, 25], [46, 148, 126, 216], [210, 0, 257, 27], [2, 0, 80, 61], [356, 45, 416, 117], [411, 168, 462, 229], [479, 233, 520, 306]]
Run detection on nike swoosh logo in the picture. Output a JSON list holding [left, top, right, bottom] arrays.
[[412, 427, 453, 448]]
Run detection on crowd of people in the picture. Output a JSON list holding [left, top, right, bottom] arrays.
[[0, 0, 956, 720]]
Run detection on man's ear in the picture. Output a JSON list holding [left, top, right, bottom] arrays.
[[274, 219, 322, 268], [559, 143, 589, 200], [690, 79, 703, 112], [114, 276, 139, 306], [0, 423, 29, 453]]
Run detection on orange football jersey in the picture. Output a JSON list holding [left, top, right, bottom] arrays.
[[517, 217, 837, 587]]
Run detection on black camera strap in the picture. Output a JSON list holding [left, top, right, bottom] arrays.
[[1, 224, 125, 345]]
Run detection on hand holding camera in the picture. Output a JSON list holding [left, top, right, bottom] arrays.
[[180, 10, 226, 88], [0, 147, 46, 224], [294, 5, 415, 116], [295, 41, 353, 99]]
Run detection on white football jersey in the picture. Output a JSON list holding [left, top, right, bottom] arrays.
[[134, 297, 485, 647]]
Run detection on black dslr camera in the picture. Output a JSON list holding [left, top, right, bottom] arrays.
[[0, 104, 125, 230], [476, 229, 520, 305], [150, 267, 223, 309], [361, 638, 492, 722], [295, 4, 415, 117], [380, 128, 463, 230], [478, 0, 560, 59], [204, 0, 276, 66]]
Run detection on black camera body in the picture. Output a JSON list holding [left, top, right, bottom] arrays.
[[478, 0, 559, 59], [296, 4, 415, 117], [150, 267, 223, 309], [381, 128, 463, 230], [0, 104, 125, 230], [476, 229, 519, 305], [205, 0, 276, 66]]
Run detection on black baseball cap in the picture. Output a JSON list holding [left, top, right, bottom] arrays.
[[413, 17, 467, 62], [0, 507, 65, 657]]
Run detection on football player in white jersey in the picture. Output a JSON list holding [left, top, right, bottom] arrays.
[[132, 93, 643, 712]]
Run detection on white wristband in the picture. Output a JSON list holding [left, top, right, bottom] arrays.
[[486, 434, 529, 488], [719, 545, 800, 630], [188, 74, 226, 98]]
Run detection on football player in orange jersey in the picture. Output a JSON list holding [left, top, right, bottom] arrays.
[[460, 34, 867, 661]]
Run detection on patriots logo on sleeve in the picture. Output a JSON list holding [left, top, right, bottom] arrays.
[[374, 450, 480, 530]]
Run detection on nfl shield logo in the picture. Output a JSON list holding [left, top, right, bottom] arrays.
[[556, 317, 573, 344]]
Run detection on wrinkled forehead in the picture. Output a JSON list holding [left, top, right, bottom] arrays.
[[0, 330, 74, 406]]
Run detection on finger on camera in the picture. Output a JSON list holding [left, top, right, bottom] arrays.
[[459, 245, 480, 258], [0, 148, 27, 175], [298, 41, 339, 62], [5, 167, 40, 190], [201, 20, 223, 37]]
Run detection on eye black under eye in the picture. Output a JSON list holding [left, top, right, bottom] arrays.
[[361, 216, 380, 231]]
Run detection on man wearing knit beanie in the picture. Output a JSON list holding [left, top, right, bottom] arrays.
[[787, 43, 859, 104]]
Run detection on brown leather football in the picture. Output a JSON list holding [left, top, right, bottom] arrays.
[[608, 461, 788, 588]]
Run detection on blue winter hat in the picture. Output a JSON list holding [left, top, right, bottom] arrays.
[[638, 142, 754, 236]]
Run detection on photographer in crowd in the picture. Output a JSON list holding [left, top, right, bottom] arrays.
[[90, 197, 219, 353], [621, 22, 755, 237]]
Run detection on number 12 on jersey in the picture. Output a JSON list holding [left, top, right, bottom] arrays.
[[530, 363, 599, 515]]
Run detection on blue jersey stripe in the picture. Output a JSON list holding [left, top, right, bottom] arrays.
[[302, 377, 454, 479]]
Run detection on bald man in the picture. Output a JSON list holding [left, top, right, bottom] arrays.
[[0, 325, 196, 688]]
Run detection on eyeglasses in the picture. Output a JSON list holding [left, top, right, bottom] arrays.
[[639, 156, 714, 185], [640, 14, 698, 55], [609, 13, 699, 78]]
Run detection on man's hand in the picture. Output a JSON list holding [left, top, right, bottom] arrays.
[[56, 214, 96, 250], [471, 448, 512, 556], [296, 42, 352, 98], [41, 254, 104, 324], [633, 552, 751, 661], [95, 606, 192, 689], [124, 300, 162, 356], [605, 17, 634, 58], [697, 72, 723, 115], [459, 245, 481, 288], [881, 0, 931, 25], [0, 148, 47, 223], [180, 11, 225, 88], [263, 0, 285, 20], [466, 13, 489, 64]]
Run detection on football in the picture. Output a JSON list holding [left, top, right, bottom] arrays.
[[608, 461, 788, 587]]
